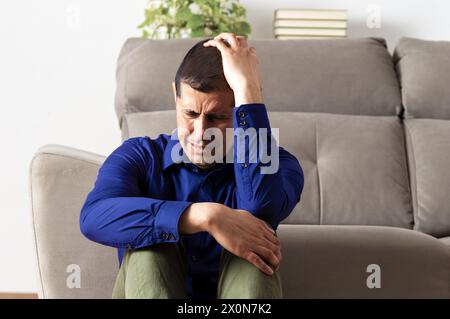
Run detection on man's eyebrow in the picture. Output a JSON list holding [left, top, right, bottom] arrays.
[[184, 106, 231, 116], [205, 111, 232, 117], [206, 110, 232, 116]]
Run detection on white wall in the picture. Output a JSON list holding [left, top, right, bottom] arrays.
[[247, 0, 450, 50], [0, 0, 449, 293], [0, 0, 147, 293]]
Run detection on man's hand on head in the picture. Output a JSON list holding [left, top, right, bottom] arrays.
[[203, 32, 263, 107]]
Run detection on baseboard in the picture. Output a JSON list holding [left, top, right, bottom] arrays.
[[0, 293, 38, 299]]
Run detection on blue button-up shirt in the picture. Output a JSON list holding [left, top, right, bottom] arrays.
[[80, 103, 304, 299]]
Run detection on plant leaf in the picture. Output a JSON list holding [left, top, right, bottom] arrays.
[[190, 28, 205, 37], [187, 14, 204, 29], [236, 21, 251, 35], [175, 6, 192, 21]]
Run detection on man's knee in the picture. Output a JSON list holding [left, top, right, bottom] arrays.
[[217, 250, 283, 299], [126, 242, 186, 271], [114, 242, 188, 299]]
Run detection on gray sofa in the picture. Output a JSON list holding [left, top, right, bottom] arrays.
[[29, 37, 450, 298]]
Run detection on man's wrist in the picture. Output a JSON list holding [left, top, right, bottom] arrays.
[[201, 203, 220, 235], [234, 84, 263, 107], [179, 202, 218, 235]]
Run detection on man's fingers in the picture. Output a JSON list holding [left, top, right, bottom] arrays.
[[236, 35, 248, 47], [261, 221, 279, 241], [261, 237, 282, 263], [256, 230, 282, 265], [249, 47, 258, 62], [261, 220, 275, 233], [203, 38, 229, 53], [246, 251, 274, 276], [253, 245, 280, 270], [262, 228, 280, 248], [263, 234, 281, 252], [203, 33, 249, 51], [214, 32, 239, 49]]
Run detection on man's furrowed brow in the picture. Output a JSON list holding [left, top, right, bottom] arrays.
[[184, 105, 231, 116], [183, 106, 199, 113], [205, 109, 233, 117]]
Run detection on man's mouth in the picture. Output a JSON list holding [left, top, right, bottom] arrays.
[[189, 142, 206, 152]]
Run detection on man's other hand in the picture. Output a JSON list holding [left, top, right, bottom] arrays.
[[207, 203, 282, 275]]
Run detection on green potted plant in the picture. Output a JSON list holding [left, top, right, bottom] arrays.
[[138, 0, 252, 39]]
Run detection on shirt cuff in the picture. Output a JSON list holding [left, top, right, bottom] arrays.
[[233, 103, 271, 132], [153, 200, 192, 243]]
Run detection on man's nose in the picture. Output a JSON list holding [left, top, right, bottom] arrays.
[[192, 116, 209, 142]]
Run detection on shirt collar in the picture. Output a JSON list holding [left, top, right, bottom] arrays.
[[162, 131, 182, 171], [162, 130, 234, 174]]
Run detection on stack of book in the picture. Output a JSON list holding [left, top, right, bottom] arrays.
[[273, 8, 348, 40]]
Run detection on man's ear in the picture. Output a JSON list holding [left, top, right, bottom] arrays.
[[171, 81, 177, 104]]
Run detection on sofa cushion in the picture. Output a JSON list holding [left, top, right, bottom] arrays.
[[124, 111, 413, 228], [115, 37, 402, 130], [394, 37, 450, 120], [121, 110, 176, 141], [275, 112, 413, 227], [278, 225, 450, 298], [404, 119, 450, 237], [439, 237, 450, 246]]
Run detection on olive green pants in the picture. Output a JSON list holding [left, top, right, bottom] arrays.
[[111, 241, 282, 299]]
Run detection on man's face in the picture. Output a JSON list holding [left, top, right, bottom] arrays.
[[172, 81, 235, 169]]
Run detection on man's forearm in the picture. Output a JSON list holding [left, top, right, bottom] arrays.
[[178, 202, 275, 236], [234, 84, 263, 106]]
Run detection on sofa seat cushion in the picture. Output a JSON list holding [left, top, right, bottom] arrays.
[[439, 237, 450, 246], [278, 224, 450, 298]]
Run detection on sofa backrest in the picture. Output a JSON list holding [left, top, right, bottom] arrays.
[[115, 37, 402, 125], [114, 36, 450, 237]]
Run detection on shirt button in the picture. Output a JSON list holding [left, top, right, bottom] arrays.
[[239, 120, 247, 126], [238, 111, 246, 118], [242, 163, 248, 168], [160, 232, 170, 240]]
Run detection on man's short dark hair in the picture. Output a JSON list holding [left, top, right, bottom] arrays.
[[175, 38, 232, 98]]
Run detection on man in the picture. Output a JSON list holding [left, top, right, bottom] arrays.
[[80, 33, 304, 299]]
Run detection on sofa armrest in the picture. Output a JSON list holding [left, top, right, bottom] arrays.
[[29, 144, 118, 298], [277, 224, 450, 298]]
